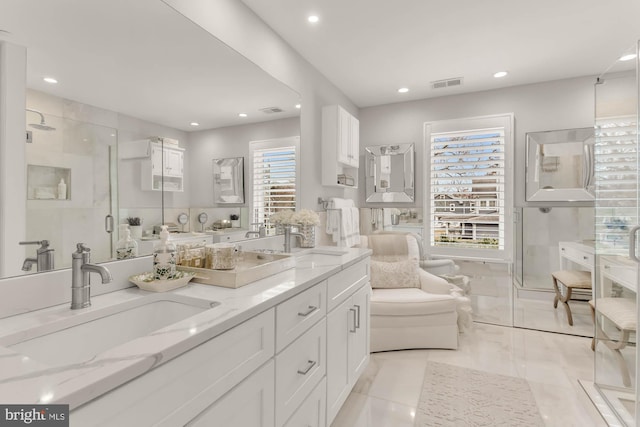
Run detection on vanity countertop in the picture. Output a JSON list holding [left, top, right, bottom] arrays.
[[0, 246, 371, 409]]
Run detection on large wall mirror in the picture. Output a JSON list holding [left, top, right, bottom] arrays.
[[0, 0, 300, 278], [525, 127, 595, 202], [365, 143, 415, 202]]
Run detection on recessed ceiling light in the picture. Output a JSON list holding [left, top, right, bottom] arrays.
[[493, 71, 508, 78], [619, 53, 637, 62], [308, 15, 319, 23], [397, 87, 409, 93], [43, 77, 58, 84], [295, 104, 301, 109], [238, 113, 248, 118], [190, 122, 199, 126]]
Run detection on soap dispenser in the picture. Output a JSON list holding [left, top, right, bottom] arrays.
[[57, 178, 67, 200], [153, 225, 176, 280], [116, 224, 138, 260]]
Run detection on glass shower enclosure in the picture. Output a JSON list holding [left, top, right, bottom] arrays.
[[591, 41, 639, 425]]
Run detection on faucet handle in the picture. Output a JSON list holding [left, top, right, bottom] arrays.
[[75, 243, 91, 253]]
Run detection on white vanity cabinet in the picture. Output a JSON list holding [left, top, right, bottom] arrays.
[[322, 104, 359, 187], [326, 259, 371, 424], [70, 256, 371, 427], [141, 143, 185, 192]]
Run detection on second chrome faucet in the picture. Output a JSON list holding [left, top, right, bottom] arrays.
[[71, 243, 112, 310]]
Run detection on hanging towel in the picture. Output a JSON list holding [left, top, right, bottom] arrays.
[[339, 207, 361, 248], [325, 198, 360, 247]]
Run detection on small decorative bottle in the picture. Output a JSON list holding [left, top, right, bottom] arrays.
[[116, 224, 138, 260], [153, 225, 176, 280], [57, 178, 67, 200]]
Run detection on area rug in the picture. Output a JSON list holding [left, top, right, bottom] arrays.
[[415, 362, 544, 426]]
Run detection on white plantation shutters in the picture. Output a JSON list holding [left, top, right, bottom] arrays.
[[251, 138, 298, 226], [594, 116, 638, 253], [426, 114, 513, 260]]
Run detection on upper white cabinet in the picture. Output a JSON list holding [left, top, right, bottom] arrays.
[[141, 142, 185, 192], [322, 105, 359, 187]]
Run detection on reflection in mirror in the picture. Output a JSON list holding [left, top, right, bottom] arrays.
[[365, 143, 415, 202], [0, 0, 300, 278], [213, 158, 245, 204], [525, 127, 595, 201]]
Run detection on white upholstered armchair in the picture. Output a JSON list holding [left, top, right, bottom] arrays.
[[360, 233, 472, 352]]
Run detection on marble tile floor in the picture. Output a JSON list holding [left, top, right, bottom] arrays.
[[514, 296, 594, 337], [332, 323, 608, 427]]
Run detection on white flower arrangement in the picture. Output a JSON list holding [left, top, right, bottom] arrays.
[[269, 209, 295, 224], [291, 209, 321, 226], [389, 208, 401, 215]]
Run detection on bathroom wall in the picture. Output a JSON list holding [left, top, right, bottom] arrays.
[[358, 75, 596, 208]]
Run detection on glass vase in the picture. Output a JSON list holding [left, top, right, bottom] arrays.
[[298, 224, 316, 248]]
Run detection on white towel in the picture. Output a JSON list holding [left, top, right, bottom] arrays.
[[339, 207, 360, 247], [325, 198, 360, 246]]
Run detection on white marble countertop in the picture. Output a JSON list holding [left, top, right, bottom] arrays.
[[0, 246, 371, 409]]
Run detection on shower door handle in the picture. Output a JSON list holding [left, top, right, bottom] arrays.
[[629, 225, 640, 263], [105, 215, 114, 234]]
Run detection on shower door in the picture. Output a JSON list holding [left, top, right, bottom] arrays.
[[593, 41, 639, 425], [24, 111, 118, 271]]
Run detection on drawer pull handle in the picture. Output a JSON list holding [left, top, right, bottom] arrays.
[[298, 305, 318, 317], [354, 304, 361, 329], [297, 360, 317, 375], [604, 265, 610, 269], [349, 308, 357, 332], [583, 256, 588, 260]]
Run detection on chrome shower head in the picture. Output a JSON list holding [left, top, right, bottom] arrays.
[[26, 108, 56, 131]]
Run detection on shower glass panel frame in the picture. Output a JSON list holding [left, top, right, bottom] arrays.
[[24, 111, 118, 271], [592, 40, 639, 426]]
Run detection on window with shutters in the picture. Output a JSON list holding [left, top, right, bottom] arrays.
[[425, 115, 513, 260], [594, 115, 638, 254], [250, 137, 299, 229]]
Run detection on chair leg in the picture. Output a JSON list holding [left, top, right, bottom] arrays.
[[561, 287, 574, 326], [552, 276, 561, 309], [597, 324, 632, 387]]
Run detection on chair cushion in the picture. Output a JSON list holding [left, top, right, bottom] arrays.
[[371, 288, 456, 316], [591, 298, 637, 330], [370, 259, 419, 288], [551, 270, 591, 289]]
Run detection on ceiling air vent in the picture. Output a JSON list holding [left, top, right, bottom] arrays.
[[259, 106, 284, 114], [431, 77, 463, 89]]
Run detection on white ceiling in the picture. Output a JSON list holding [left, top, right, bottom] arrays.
[[0, 0, 300, 131], [242, 0, 640, 108]]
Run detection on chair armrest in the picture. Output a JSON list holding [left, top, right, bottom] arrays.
[[418, 269, 452, 294]]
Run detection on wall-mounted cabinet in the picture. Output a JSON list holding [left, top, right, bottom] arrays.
[[322, 105, 359, 188], [141, 142, 185, 192]]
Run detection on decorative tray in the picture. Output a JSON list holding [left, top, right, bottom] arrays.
[[129, 271, 196, 292]]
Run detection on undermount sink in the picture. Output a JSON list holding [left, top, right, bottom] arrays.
[[1, 293, 219, 368], [295, 248, 349, 268]]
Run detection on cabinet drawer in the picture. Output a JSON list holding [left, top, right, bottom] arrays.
[[72, 309, 275, 426], [275, 318, 326, 426], [276, 281, 327, 352], [560, 245, 594, 267], [282, 377, 326, 427], [327, 259, 369, 311]]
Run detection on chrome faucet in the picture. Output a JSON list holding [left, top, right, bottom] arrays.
[[245, 223, 266, 238], [19, 240, 55, 272], [71, 243, 112, 309], [283, 225, 304, 253]]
